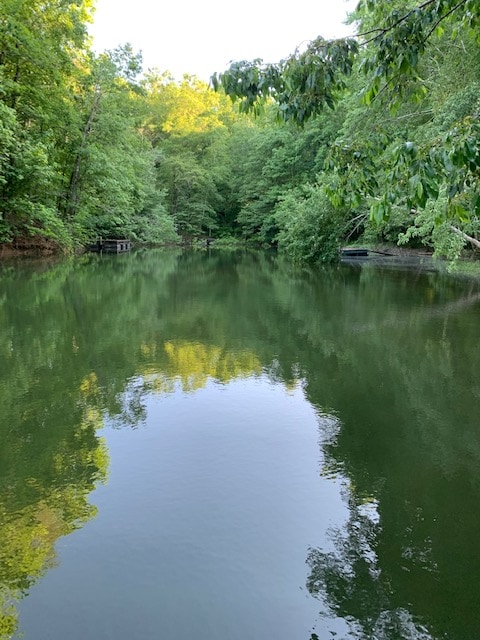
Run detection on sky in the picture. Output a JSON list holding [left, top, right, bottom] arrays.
[[89, 0, 357, 82]]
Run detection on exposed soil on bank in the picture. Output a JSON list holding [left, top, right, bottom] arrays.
[[0, 237, 61, 258]]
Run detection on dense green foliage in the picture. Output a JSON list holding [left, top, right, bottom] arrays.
[[1, 0, 479, 261], [215, 0, 480, 261]]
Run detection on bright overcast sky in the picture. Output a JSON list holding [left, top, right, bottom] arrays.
[[89, 0, 357, 82]]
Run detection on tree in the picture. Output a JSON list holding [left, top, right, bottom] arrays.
[[142, 73, 236, 139], [214, 0, 480, 258], [226, 107, 346, 247], [0, 0, 95, 247], [0, 5, 176, 249], [144, 74, 241, 237], [59, 46, 170, 243]]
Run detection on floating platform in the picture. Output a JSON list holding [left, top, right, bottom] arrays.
[[340, 247, 370, 257], [340, 247, 397, 258], [87, 239, 132, 253], [340, 247, 437, 272]]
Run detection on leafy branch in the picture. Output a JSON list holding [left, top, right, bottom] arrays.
[[212, 0, 478, 121]]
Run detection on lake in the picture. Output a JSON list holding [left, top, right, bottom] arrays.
[[1, 249, 480, 640]]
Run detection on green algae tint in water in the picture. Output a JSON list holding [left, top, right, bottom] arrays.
[[1, 249, 480, 640]]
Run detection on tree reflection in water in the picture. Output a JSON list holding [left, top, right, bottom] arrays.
[[2, 250, 480, 640], [306, 495, 435, 640]]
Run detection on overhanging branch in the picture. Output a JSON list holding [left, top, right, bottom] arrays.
[[450, 225, 480, 250]]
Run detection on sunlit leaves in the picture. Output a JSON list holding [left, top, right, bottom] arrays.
[[144, 73, 237, 136]]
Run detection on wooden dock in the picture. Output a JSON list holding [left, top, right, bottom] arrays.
[[87, 239, 132, 253], [340, 247, 395, 258], [340, 247, 369, 257]]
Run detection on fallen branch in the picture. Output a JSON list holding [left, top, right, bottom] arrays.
[[450, 225, 480, 250]]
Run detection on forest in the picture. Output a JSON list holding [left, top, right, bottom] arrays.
[[0, 0, 479, 262]]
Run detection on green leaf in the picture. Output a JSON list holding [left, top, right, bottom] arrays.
[[370, 201, 385, 224], [416, 180, 424, 200]]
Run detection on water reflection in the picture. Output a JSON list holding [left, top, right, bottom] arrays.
[[306, 496, 436, 640], [0, 378, 108, 637], [140, 340, 261, 393], [1, 250, 480, 639], [303, 267, 480, 638], [114, 341, 263, 427]]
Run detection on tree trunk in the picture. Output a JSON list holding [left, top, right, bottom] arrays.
[[64, 88, 102, 218]]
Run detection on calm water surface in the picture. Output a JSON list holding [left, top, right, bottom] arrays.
[[1, 250, 480, 640]]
